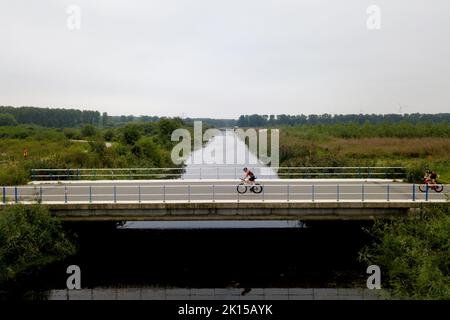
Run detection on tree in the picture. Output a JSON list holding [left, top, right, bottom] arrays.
[[102, 112, 109, 127], [0, 205, 76, 285], [0, 113, 18, 126]]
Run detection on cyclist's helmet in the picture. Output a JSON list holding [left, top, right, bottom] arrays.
[[243, 167, 248, 172]]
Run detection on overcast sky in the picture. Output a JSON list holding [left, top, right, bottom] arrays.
[[1, 0, 449, 118]]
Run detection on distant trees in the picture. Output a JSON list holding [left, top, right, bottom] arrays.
[[237, 113, 450, 127], [0, 113, 18, 126], [0, 106, 100, 128]]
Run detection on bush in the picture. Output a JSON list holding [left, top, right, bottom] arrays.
[[0, 164, 28, 185], [63, 128, 81, 140], [121, 124, 141, 145], [103, 129, 115, 141], [0, 205, 76, 285], [81, 124, 97, 138], [359, 204, 450, 299], [405, 162, 428, 183]]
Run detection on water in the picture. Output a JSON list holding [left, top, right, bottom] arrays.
[[30, 221, 371, 291], [182, 129, 278, 180]]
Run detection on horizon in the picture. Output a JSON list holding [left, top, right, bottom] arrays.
[[1, 104, 449, 120]]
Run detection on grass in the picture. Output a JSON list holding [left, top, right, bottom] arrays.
[[279, 126, 450, 183]]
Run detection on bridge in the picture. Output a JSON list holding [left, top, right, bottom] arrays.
[[1, 177, 448, 221]]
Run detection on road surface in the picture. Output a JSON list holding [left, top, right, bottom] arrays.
[[2, 179, 447, 203]]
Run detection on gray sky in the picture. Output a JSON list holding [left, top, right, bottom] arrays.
[[1, 0, 449, 118]]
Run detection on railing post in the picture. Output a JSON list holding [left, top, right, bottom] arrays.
[[77, 169, 80, 180], [138, 184, 141, 203], [188, 185, 191, 203], [213, 184, 215, 203], [387, 184, 390, 202], [113, 185, 117, 203], [89, 186, 92, 203], [2, 186, 5, 204], [217, 167, 219, 179], [64, 185, 68, 203], [287, 184, 290, 202], [425, 184, 429, 201], [39, 186, 43, 203], [337, 184, 340, 202], [14, 186, 18, 203], [412, 184, 416, 201], [199, 168, 202, 180], [31, 169, 35, 181], [163, 185, 166, 203], [312, 184, 315, 202], [361, 184, 364, 202]]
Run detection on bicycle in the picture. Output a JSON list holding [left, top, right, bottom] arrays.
[[419, 177, 444, 193], [236, 178, 263, 194]]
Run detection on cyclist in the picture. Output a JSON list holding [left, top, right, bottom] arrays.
[[243, 167, 256, 185], [429, 171, 438, 186]]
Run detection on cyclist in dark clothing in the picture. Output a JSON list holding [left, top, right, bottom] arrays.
[[243, 167, 256, 185], [425, 170, 438, 186], [430, 171, 438, 185]]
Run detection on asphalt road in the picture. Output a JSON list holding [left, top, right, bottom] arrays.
[[3, 179, 447, 203]]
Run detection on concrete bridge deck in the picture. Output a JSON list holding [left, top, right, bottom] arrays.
[[1, 179, 447, 221], [40, 200, 441, 221]]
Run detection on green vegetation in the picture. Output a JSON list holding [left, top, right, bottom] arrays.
[[0, 106, 101, 128], [0, 204, 76, 286], [237, 113, 450, 127], [0, 117, 191, 185], [0, 113, 18, 126], [277, 123, 450, 183], [359, 204, 450, 300]]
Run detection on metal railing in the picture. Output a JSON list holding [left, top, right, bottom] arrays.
[[1, 183, 447, 204], [30, 166, 406, 181]]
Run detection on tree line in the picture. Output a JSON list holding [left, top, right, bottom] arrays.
[[0, 106, 102, 128], [237, 113, 450, 127], [0, 106, 235, 128], [2, 106, 450, 128]]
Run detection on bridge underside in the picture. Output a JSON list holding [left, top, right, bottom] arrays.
[[42, 201, 430, 221]]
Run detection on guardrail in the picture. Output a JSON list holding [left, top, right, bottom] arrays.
[[30, 167, 406, 180], [1, 183, 446, 204]]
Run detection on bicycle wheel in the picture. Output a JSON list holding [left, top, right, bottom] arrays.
[[237, 184, 247, 194], [418, 184, 427, 192], [434, 184, 444, 193], [251, 184, 263, 194]]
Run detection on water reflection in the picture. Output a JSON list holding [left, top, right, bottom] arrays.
[[121, 220, 306, 229]]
